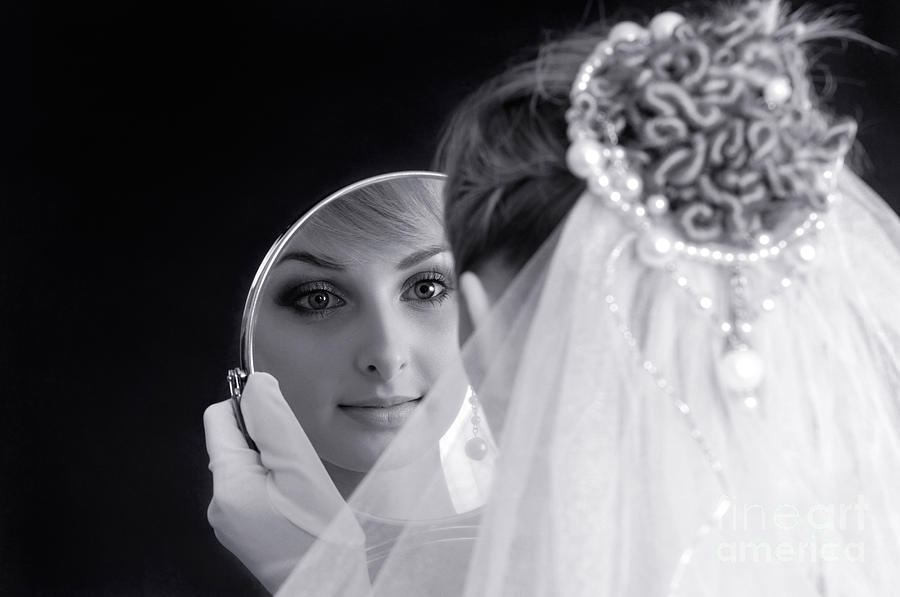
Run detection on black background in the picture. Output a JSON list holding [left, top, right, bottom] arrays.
[[2, 1, 898, 595]]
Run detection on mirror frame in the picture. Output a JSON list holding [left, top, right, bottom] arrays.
[[227, 170, 447, 447]]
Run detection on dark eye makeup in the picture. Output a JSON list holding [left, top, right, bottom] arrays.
[[274, 266, 456, 320], [276, 281, 347, 319], [401, 268, 455, 307]]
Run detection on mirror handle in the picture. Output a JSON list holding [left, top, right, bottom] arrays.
[[227, 368, 258, 451]]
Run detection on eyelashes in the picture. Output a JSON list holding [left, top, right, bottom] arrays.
[[276, 267, 456, 320], [276, 281, 347, 320], [401, 269, 455, 308]]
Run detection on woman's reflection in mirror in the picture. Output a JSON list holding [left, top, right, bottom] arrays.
[[253, 176, 460, 499]]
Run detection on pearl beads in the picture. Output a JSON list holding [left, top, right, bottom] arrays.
[[647, 194, 670, 216], [798, 243, 817, 262], [790, 242, 819, 271], [605, 239, 728, 502], [636, 229, 676, 267], [608, 21, 648, 45], [718, 346, 765, 393], [566, 138, 605, 178], [649, 11, 685, 40], [588, 172, 611, 194], [465, 437, 488, 461], [621, 173, 644, 199], [764, 76, 792, 107]]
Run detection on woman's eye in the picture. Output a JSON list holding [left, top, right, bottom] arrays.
[[295, 289, 346, 312], [414, 281, 439, 299], [402, 277, 449, 302]]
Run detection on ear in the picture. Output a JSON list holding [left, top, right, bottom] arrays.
[[458, 271, 491, 340]]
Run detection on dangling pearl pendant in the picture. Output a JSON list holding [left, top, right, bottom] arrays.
[[465, 437, 489, 460], [465, 387, 488, 461], [718, 345, 765, 393]]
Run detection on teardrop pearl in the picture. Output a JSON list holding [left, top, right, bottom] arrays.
[[465, 437, 489, 461], [718, 347, 765, 393]]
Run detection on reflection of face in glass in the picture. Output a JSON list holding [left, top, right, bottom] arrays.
[[253, 177, 460, 473]]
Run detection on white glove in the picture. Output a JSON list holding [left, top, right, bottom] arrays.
[[203, 372, 365, 593]]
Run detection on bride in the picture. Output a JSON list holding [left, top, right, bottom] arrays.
[[275, 1, 900, 594]]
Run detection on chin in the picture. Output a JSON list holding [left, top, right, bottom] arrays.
[[330, 430, 434, 473], [333, 434, 395, 472]]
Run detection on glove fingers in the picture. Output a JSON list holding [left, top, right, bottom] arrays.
[[240, 373, 330, 479], [205, 379, 363, 588], [241, 373, 363, 544], [204, 400, 262, 473]]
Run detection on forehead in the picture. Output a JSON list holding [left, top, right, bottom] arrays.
[[282, 181, 447, 265], [282, 206, 446, 268]]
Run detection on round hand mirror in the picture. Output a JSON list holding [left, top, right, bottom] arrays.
[[223, 171, 498, 590], [226, 171, 488, 492]]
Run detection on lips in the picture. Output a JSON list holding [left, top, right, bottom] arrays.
[[338, 396, 422, 429], [340, 395, 421, 408]]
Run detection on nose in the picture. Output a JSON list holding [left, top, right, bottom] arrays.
[[353, 305, 411, 382]]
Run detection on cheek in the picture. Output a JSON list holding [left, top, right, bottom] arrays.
[[253, 317, 352, 420], [411, 304, 462, 381]]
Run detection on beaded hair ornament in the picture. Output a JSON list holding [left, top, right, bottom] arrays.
[[566, 0, 857, 412]]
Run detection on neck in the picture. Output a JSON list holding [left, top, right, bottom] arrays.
[[322, 449, 456, 519], [322, 461, 367, 500]]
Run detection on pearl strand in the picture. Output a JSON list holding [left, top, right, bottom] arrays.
[[605, 236, 732, 597], [464, 387, 488, 460], [569, 140, 839, 269], [567, 12, 843, 594], [604, 237, 729, 488], [566, 16, 843, 267]]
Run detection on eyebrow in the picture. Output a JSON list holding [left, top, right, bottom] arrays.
[[275, 244, 449, 271], [276, 251, 346, 270], [396, 245, 449, 270]]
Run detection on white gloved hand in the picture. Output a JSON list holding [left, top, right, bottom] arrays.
[[203, 372, 365, 593]]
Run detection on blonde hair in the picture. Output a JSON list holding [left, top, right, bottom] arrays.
[[304, 176, 445, 262]]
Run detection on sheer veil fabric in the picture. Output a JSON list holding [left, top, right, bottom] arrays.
[[278, 169, 900, 596]]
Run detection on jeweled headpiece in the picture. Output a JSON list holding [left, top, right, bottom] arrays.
[[566, 0, 857, 409]]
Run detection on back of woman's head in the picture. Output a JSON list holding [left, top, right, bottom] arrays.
[[434, 27, 607, 274], [436, 1, 862, 275]]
